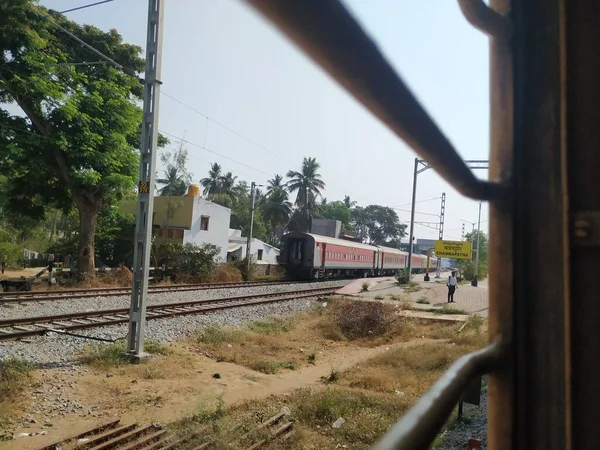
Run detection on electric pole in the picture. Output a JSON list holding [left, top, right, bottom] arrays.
[[246, 182, 258, 278], [436, 192, 445, 278], [473, 201, 482, 287], [127, 0, 164, 359]]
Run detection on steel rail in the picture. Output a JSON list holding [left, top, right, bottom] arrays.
[[0, 280, 301, 303], [0, 287, 337, 341], [244, 0, 508, 201], [373, 342, 506, 450]]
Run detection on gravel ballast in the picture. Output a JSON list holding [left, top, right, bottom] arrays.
[[437, 388, 488, 449], [0, 280, 347, 365]]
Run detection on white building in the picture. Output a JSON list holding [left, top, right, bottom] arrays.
[[122, 187, 231, 262], [227, 229, 280, 264]]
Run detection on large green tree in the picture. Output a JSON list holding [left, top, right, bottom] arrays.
[[318, 200, 351, 229], [352, 205, 406, 246], [458, 230, 488, 280], [0, 1, 152, 273]]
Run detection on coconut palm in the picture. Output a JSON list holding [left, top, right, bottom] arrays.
[[286, 157, 326, 214], [262, 188, 292, 243], [200, 163, 223, 196], [219, 172, 238, 193], [266, 174, 285, 196], [157, 166, 187, 196], [343, 195, 357, 209]]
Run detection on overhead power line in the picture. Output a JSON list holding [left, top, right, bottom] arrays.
[[60, 0, 117, 14], [161, 91, 299, 168], [158, 129, 273, 178], [392, 196, 442, 209]]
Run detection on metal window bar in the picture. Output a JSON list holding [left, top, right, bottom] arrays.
[[243, 0, 514, 448]]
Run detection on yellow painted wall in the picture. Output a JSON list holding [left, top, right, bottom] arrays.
[[121, 196, 194, 229]]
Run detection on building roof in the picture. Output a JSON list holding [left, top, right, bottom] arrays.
[[227, 243, 243, 253]]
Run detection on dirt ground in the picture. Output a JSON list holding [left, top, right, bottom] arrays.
[[0, 299, 486, 449], [0, 268, 46, 281]]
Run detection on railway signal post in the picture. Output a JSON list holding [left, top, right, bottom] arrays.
[[127, 0, 165, 360]]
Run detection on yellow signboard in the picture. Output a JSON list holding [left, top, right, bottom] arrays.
[[434, 240, 472, 260]]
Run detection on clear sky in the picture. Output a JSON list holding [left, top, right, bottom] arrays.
[[39, 0, 490, 242]]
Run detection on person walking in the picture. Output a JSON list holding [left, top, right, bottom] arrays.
[[1, 255, 6, 274], [447, 270, 458, 303]]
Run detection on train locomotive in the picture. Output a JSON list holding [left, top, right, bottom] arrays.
[[280, 232, 437, 280]]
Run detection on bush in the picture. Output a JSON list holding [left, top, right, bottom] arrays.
[[395, 268, 410, 284], [329, 300, 395, 340], [0, 242, 23, 270], [207, 263, 243, 282], [233, 255, 257, 281], [160, 242, 220, 280]]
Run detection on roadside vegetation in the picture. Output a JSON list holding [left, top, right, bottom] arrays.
[[0, 359, 36, 427], [168, 309, 487, 449]]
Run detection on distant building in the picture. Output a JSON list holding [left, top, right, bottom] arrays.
[[416, 238, 437, 254], [310, 219, 342, 239], [227, 229, 280, 264], [121, 186, 231, 261]]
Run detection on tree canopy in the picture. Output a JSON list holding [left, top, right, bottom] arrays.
[[0, 0, 160, 273]]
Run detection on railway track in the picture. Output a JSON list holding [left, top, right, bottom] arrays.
[[0, 287, 337, 341], [0, 280, 302, 303]]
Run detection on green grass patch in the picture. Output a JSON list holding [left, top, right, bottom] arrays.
[[427, 305, 468, 315], [416, 297, 430, 304], [361, 282, 370, 292], [78, 340, 171, 369], [246, 317, 294, 334], [194, 326, 246, 344], [374, 295, 384, 300]]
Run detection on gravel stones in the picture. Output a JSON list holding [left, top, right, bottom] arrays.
[[0, 280, 347, 365], [436, 388, 488, 449]]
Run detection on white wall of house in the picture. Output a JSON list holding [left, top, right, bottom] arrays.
[[183, 198, 231, 261], [228, 229, 280, 264]]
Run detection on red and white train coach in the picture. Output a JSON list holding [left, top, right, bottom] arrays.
[[280, 232, 437, 279]]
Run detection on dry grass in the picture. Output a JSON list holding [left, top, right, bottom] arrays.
[[0, 359, 36, 425], [206, 263, 243, 283], [192, 318, 304, 374], [404, 281, 423, 293], [190, 299, 478, 377], [169, 315, 488, 449]]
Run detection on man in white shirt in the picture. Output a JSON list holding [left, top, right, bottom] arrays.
[[447, 270, 458, 303]]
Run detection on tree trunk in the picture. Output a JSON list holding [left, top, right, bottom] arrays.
[[73, 195, 101, 275]]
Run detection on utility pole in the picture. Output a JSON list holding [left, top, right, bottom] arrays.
[[473, 201, 482, 287], [436, 192, 445, 278], [406, 158, 419, 277], [408, 159, 488, 278], [246, 182, 258, 278], [127, 0, 164, 360], [461, 223, 465, 240]]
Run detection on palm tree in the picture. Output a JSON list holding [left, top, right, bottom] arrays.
[[200, 163, 223, 196], [343, 195, 357, 209], [286, 157, 326, 215], [262, 188, 292, 243], [219, 172, 238, 193], [157, 166, 187, 196], [266, 174, 285, 196]]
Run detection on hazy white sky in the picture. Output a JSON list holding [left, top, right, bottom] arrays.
[[40, 0, 490, 241]]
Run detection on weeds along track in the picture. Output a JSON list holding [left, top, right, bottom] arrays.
[[0, 280, 303, 304], [0, 287, 337, 341]]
